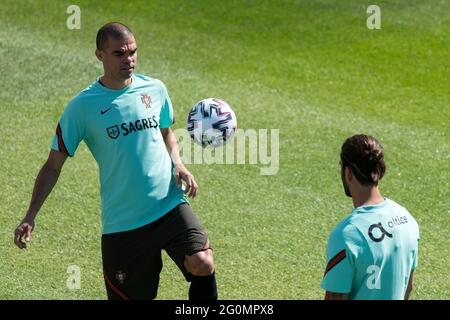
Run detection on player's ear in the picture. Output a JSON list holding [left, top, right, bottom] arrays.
[[95, 49, 104, 62], [345, 166, 353, 182]]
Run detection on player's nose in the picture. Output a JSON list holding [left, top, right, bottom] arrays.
[[125, 54, 134, 62]]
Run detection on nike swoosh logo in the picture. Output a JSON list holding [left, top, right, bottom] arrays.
[[100, 107, 112, 115]]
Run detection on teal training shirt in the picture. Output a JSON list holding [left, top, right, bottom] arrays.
[[51, 74, 187, 234], [321, 198, 419, 299]]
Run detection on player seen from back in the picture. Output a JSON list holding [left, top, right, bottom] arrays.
[[322, 134, 420, 300]]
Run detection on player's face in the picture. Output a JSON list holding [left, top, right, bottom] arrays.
[[340, 162, 352, 197], [98, 35, 137, 80]]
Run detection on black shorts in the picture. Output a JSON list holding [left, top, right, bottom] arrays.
[[101, 203, 211, 300]]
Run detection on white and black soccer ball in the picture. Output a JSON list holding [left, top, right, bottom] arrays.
[[186, 98, 237, 148]]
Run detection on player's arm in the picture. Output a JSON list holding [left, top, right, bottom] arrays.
[[324, 291, 349, 300], [160, 127, 197, 198], [14, 150, 68, 249], [404, 269, 415, 300], [321, 225, 358, 299]]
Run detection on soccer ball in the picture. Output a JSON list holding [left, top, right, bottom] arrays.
[[186, 98, 237, 147]]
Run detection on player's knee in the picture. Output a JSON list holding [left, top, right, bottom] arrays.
[[185, 250, 215, 276]]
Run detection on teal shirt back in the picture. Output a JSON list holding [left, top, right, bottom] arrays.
[[321, 198, 419, 300], [51, 74, 186, 234]]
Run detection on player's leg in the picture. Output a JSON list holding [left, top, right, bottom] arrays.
[[163, 203, 217, 300], [184, 242, 215, 275], [184, 247, 217, 300], [101, 225, 163, 300]]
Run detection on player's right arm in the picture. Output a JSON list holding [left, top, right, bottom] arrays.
[[324, 291, 348, 300], [321, 222, 359, 299], [14, 150, 68, 249]]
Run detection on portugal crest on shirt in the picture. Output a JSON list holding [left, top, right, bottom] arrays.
[[141, 94, 152, 109]]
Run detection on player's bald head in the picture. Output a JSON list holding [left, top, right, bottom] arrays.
[[96, 22, 134, 51]]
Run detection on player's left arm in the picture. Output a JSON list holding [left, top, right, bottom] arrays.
[[404, 269, 415, 300], [160, 127, 198, 198]]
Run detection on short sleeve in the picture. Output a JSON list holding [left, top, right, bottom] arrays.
[[320, 224, 359, 294], [51, 98, 85, 157], [412, 233, 420, 270], [410, 218, 420, 270], [159, 82, 174, 129], [411, 248, 418, 270]]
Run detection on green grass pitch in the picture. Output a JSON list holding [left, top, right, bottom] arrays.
[[0, 0, 448, 299]]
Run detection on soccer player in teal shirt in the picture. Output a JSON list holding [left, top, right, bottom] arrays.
[[14, 22, 217, 300], [321, 134, 420, 300]]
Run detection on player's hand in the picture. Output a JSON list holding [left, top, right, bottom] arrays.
[[14, 218, 35, 249], [174, 165, 198, 198]]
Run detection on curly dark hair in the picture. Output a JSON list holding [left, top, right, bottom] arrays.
[[340, 134, 386, 186]]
